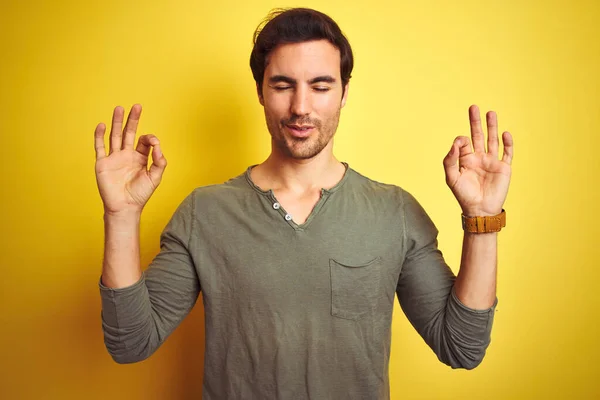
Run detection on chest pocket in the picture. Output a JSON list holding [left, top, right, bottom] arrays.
[[330, 257, 383, 320]]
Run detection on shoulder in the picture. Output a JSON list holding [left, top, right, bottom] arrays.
[[345, 167, 432, 224], [178, 170, 255, 215], [345, 167, 412, 206]]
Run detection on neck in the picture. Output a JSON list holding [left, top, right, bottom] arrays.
[[254, 143, 345, 194]]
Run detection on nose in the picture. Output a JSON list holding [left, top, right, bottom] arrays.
[[290, 86, 311, 116]]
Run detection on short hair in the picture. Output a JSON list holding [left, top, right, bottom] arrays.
[[250, 8, 354, 97]]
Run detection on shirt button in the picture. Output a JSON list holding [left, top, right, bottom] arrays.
[[284, 214, 292, 221], [273, 202, 280, 210]]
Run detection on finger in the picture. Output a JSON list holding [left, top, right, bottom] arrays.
[[469, 105, 486, 153], [486, 111, 499, 158], [122, 104, 142, 150], [501, 131, 514, 165], [456, 135, 472, 158], [135, 134, 160, 157], [109, 106, 124, 154], [443, 137, 462, 186], [94, 123, 107, 160], [149, 143, 167, 186]]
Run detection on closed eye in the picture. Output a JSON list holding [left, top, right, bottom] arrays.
[[272, 86, 331, 92]]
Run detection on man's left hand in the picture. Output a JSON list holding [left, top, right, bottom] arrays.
[[443, 105, 514, 217]]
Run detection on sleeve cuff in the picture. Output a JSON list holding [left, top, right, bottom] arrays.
[[450, 285, 498, 314], [98, 273, 145, 292]]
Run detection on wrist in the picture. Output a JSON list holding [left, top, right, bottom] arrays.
[[461, 207, 502, 217], [464, 230, 498, 237], [104, 209, 142, 224], [461, 209, 506, 233]]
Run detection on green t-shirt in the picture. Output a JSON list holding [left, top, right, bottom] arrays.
[[99, 163, 497, 400]]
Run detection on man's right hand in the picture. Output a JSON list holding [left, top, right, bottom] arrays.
[[94, 104, 167, 216]]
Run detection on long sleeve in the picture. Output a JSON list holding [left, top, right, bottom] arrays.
[[98, 191, 201, 364], [396, 190, 497, 370]]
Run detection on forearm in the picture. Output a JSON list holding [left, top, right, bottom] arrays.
[[101, 211, 143, 288], [453, 232, 498, 310], [100, 211, 155, 363]]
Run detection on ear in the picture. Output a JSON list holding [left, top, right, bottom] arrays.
[[341, 83, 349, 108], [257, 83, 264, 106]]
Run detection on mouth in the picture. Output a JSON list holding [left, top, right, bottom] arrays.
[[286, 124, 315, 138]]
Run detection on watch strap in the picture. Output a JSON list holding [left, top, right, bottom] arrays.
[[461, 209, 506, 233]]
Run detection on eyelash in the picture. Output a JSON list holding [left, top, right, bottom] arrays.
[[274, 87, 331, 92]]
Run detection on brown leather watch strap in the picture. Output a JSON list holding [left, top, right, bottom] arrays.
[[461, 209, 506, 233]]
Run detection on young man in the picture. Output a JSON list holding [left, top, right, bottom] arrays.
[[95, 8, 514, 399]]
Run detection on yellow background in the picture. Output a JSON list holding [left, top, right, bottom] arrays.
[[1, 0, 598, 398]]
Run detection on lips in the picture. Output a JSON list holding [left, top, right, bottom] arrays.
[[286, 124, 315, 138], [288, 125, 314, 130]]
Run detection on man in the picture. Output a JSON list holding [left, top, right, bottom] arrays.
[[95, 7, 513, 400]]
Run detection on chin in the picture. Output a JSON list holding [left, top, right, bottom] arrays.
[[286, 140, 330, 160], [289, 151, 320, 160]]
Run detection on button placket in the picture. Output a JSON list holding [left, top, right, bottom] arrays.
[[268, 194, 290, 223], [272, 201, 292, 222], [267, 189, 332, 229]]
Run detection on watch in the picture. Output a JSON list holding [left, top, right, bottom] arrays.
[[461, 209, 506, 233]]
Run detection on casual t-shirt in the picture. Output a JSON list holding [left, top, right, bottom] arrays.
[[99, 163, 498, 400]]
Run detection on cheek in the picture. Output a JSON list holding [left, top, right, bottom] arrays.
[[315, 94, 340, 113], [264, 104, 286, 131], [264, 97, 289, 118]]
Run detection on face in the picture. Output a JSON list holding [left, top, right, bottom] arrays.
[[258, 39, 349, 160]]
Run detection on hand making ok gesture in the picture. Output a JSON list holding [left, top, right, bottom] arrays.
[[443, 105, 514, 217], [94, 104, 167, 216]]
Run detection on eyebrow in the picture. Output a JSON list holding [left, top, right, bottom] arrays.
[[268, 75, 337, 85]]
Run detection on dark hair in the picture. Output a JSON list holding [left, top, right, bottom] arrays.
[[250, 8, 354, 97]]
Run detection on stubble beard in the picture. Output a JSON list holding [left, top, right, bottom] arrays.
[[268, 107, 342, 160]]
